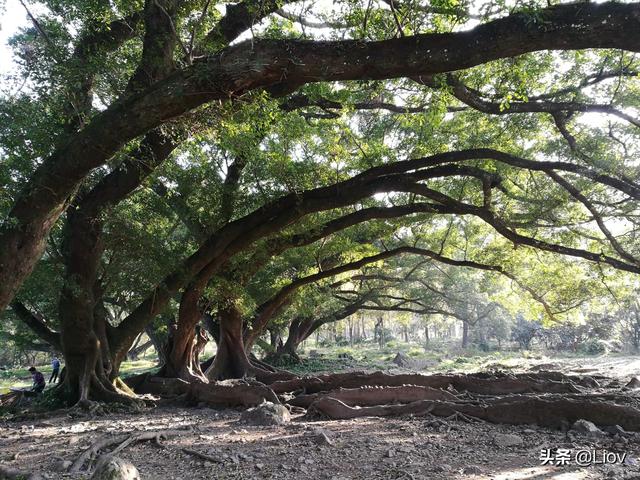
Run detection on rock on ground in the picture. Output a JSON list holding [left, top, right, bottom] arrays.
[[392, 352, 411, 367], [91, 456, 140, 480], [571, 419, 605, 436], [493, 433, 524, 447], [309, 427, 334, 446], [240, 401, 291, 426], [626, 377, 640, 389]]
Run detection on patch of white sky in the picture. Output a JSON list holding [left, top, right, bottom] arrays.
[[0, 0, 31, 77]]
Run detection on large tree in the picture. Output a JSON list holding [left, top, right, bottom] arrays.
[[2, 0, 640, 404], [1, 0, 640, 311]]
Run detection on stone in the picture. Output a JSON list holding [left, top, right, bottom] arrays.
[[493, 433, 524, 447], [310, 428, 334, 446], [432, 464, 450, 473], [392, 352, 411, 367], [603, 424, 628, 436], [240, 401, 291, 426], [462, 465, 482, 474], [578, 376, 600, 388], [53, 460, 72, 472], [571, 419, 605, 436], [91, 456, 140, 480], [385, 449, 395, 458], [625, 377, 640, 389]]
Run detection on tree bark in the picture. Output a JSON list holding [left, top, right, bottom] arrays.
[[462, 320, 469, 348], [163, 282, 207, 381], [205, 304, 254, 380]]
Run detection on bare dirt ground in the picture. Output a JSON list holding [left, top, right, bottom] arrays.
[[2, 355, 640, 480]]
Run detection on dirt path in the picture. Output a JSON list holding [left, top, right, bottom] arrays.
[[2, 355, 640, 479], [1, 404, 639, 479]]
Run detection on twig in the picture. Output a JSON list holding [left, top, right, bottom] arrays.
[[182, 447, 224, 464]]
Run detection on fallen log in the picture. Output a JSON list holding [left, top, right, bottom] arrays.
[[288, 385, 459, 408], [307, 396, 640, 430]]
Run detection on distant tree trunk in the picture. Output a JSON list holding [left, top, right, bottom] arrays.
[[462, 321, 469, 349], [403, 324, 409, 343], [128, 333, 144, 359], [375, 316, 384, 348], [192, 326, 209, 372], [205, 304, 253, 380], [278, 318, 322, 361], [145, 324, 167, 366], [202, 312, 220, 345], [128, 339, 153, 360], [361, 315, 367, 340], [269, 329, 282, 349], [424, 325, 429, 347]]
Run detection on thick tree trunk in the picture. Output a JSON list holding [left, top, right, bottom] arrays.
[[58, 206, 124, 403], [275, 317, 322, 362], [205, 305, 253, 380], [163, 282, 207, 381]]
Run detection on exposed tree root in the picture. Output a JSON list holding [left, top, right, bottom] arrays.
[[133, 376, 192, 397], [307, 396, 640, 430], [186, 379, 279, 407], [499, 371, 600, 388], [0, 465, 44, 480], [288, 385, 459, 408], [269, 371, 580, 395], [251, 366, 298, 385], [122, 372, 151, 391], [249, 354, 280, 372], [70, 429, 186, 474]]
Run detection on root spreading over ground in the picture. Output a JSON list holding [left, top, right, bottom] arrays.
[[3, 361, 640, 479]]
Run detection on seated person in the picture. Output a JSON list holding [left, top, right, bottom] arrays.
[[28, 366, 46, 395]]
